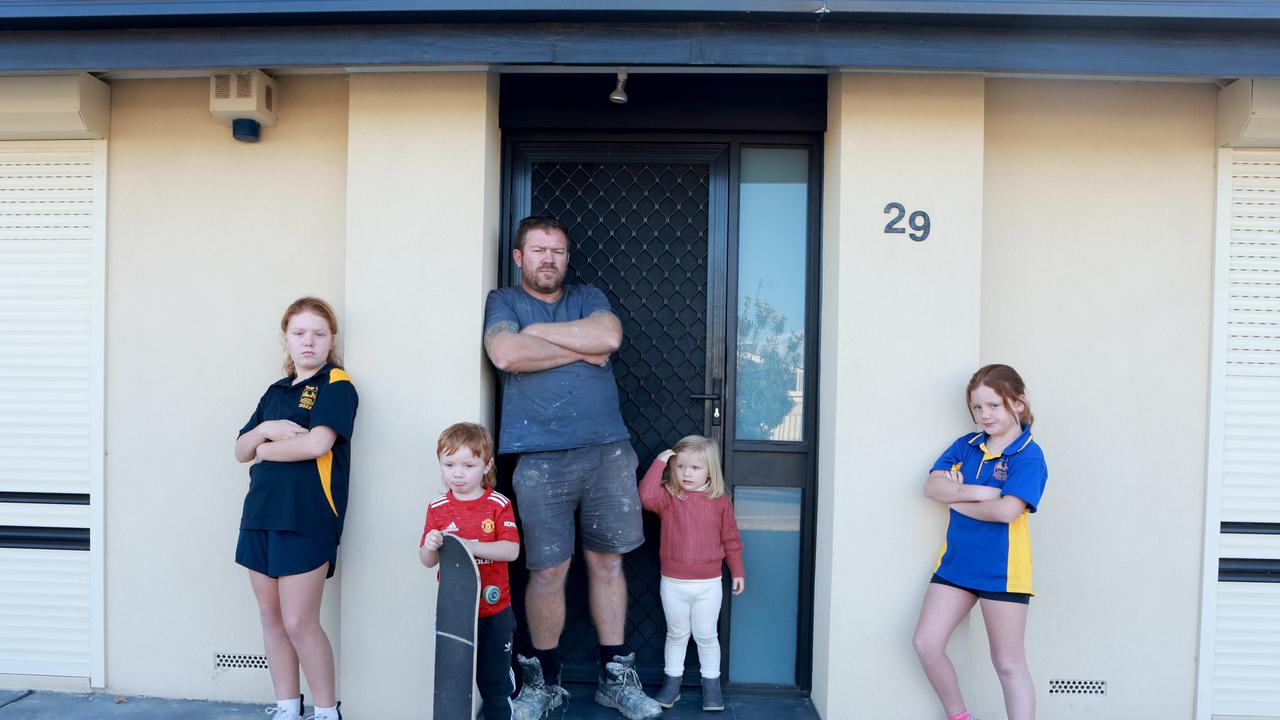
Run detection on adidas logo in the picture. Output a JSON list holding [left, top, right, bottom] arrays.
[[445, 522, 459, 532]]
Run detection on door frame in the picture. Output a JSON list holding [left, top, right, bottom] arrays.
[[499, 131, 823, 693]]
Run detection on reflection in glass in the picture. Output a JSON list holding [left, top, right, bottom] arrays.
[[736, 147, 808, 441], [728, 486, 801, 685]]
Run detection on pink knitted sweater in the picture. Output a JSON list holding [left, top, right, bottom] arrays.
[[638, 458, 745, 581]]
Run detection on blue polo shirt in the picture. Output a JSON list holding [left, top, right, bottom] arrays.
[[238, 364, 358, 542], [483, 284, 630, 455], [930, 428, 1047, 595]]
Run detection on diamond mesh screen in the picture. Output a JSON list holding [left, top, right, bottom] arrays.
[[526, 160, 712, 682]]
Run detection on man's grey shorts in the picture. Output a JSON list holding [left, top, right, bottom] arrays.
[[513, 439, 644, 571]]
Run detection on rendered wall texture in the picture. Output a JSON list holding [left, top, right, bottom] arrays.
[[103, 75, 350, 700], [2, 69, 1218, 720], [817, 75, 1216, 719], [816, 72, 987, 718], [976, 78, 1216, 719], [339, 70, 501, 718]]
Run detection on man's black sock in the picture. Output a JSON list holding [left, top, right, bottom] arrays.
[[533, 647, 561, 686], [599, 644, 630, 671]]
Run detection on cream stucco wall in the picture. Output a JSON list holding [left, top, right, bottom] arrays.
[[816, 73, 987, 718], [91, 71, 500, 711], [2, 66, 1222, 719], [817, 75, 1216, 719], [102, 75, 351, 700], [339, 71, 501, 718], [976, 78, 1216, 718]]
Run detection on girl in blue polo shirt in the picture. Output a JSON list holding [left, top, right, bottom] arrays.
[[912, 364, 1047, 720], [234, 297, 358, 720]]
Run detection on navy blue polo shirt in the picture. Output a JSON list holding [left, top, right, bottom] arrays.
[[238, 364, 358, 542], [929, 428, 1048, 595], [483, 284, 630, 454]]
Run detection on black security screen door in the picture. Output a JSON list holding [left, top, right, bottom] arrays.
[[500, 138, 820, 692]]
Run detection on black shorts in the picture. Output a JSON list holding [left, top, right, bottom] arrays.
[[930, 573, 1030, 605], [236, 529, 336, 579]]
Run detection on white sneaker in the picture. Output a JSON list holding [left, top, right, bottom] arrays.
[[265, 702, 302, 720]]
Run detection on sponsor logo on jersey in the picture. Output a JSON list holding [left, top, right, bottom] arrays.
[[481, 518, 495, 533], [444, 521, 459, 532], [504, 521, 517, 528]]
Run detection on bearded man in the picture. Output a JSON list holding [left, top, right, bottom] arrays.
[[483, 215, 661, 720]]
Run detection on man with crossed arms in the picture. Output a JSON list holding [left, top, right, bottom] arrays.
[[483, 215, 661, 720]]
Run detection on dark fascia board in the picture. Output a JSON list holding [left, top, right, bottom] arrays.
[[1, 21, 1278, 77], [1, 1, 1279, 24]]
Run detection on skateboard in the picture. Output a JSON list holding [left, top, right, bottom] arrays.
[[433, 533, 481, 720]]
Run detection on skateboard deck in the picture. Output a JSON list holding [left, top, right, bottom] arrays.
[[433, 533, 481, 720]]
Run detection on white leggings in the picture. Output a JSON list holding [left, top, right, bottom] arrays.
[[659, 576, 723, 679]]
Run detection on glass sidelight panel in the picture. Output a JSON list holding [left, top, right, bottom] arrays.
[[735, 147, 809, 441], [728, 486, 801, 684]]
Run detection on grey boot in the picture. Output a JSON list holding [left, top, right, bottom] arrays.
[[512, 654, 570, 720], [595, 652, 663, 720], [653, 674, 681, 708], [700, 676, 724, 712]]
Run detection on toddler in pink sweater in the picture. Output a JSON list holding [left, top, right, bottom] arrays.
[[638, 434, 744, 713]]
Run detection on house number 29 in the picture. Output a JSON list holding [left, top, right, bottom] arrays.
[[883, 202, 931, 241]]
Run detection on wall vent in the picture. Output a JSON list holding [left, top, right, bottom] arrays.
[[1049, 679, 1106, 696], [214, 653, 269, 670]]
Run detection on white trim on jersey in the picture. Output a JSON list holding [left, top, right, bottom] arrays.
[[488, 492, 511, 507]]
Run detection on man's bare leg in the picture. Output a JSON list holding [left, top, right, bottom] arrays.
[[584, 549, 626, 645], [526, 558, 571, 650]]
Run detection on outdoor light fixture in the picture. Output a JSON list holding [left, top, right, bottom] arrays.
[[609, 69, 628, 104]]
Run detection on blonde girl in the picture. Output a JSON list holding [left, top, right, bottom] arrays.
[[638, 435, 745, 712]]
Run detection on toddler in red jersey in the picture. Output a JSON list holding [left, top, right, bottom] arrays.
[[638, 434, 745, 713], [420, 423, 521, 720]]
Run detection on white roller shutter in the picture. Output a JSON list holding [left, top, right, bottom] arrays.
[[0, 140, 105, 683], [1200, 148, 1280, 719]]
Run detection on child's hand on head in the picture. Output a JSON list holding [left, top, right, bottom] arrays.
[[657, 449, 675, 463], [732, 577, 745, 595], [423, 529, 444, 551]]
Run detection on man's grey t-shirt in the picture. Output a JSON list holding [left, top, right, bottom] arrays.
[[484, 284, 630, 455]]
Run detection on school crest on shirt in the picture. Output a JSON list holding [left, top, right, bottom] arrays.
[[299, 385, 318, 410], [993, 461, 1009, 482], [481, 518, 495, 533]]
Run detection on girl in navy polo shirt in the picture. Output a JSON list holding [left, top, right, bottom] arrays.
[[912, 364, 1047, 720], [234, 297, 358, 720]]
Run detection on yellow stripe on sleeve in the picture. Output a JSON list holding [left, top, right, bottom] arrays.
[[1006, 510, 1034, 594], [316, 450, 338, 516], [328, 368, 352, 384]]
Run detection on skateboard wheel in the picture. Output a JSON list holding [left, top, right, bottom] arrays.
[[484, 585, 502, 605]]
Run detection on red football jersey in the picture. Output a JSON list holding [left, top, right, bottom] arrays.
[[421, 488, 520, 617]]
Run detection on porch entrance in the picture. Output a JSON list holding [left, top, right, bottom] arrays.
[[499, 131, 821, 693]]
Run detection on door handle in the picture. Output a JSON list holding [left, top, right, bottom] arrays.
[[691, 378, 723, 426]]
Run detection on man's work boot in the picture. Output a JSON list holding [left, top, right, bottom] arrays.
[[594, 653, 662, 720], [511, 654, 569, 720]]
